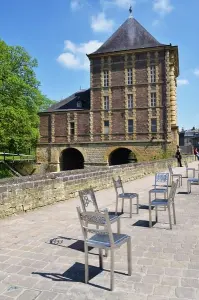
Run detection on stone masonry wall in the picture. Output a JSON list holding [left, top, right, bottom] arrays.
[[0, 155, 194, 219]]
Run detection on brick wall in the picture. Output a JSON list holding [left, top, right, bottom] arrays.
[[0, 156, 194, 219]]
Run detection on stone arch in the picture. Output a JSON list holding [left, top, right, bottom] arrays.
[[108, 147, 137, 166], [60, 148, 84, 171]]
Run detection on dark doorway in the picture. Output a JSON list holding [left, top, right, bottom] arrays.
[[109, 148, 137, 166], [60, 148, 84, 171]]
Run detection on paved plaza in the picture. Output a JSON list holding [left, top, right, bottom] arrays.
[[1, 161, 199, 299]]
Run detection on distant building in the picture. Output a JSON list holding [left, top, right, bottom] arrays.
[[179, 129, 199, 148], [37, 14, 179, 172]]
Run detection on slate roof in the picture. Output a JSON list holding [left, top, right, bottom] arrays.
[[44, 89, 90, 112], [90, 17, 165, 55]]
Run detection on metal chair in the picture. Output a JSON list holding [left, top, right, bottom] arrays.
[[112, 176, 139, 218], [187, 171, 199, 193], [168, 164, 182, 187], [77, 207, 132, 291], [184, 161, 195, 178], [79, 188, 121, 234], [149, 179, 178, 230], [149, 172, 169, 199]]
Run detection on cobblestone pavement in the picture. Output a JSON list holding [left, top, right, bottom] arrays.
[[0, 161, 199, 299]]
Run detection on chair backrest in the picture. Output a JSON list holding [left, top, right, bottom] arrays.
[[112, 176, 125, 195], [168, 164, 173, 175], [184, 161, 188, 168], [79, 188, 99, 212], [168, 179, 179, 202], [155, 173, 169, 188], [76, 207, 114, 246]]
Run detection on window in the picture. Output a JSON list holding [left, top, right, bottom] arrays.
[[128, 120, 133, 133], [70, 122, 75, 135], [151, 92, 156, 107], [104, 70, 109, 87], [77, 101, 82, 108], [104, 120, 109, 134], [150, 65, 156, 83], [151, 118, 157, 133], [128, 94, 133, 109], [127, 68, 133, 85], [104, 96, 109, 110]]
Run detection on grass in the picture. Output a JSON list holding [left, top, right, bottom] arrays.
[[0, 168, 13, 179]]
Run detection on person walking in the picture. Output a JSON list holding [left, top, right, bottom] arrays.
[[175, 146, 183, 167], [194, 147, 198, 161]]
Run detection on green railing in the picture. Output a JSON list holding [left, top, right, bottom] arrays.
[[0, 152, 35, 162]]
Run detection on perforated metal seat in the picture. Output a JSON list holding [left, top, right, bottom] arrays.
[[87, 233, 129, 248], [187, 173, 199, 193]]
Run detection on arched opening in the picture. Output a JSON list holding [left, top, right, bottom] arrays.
[[60, 148, 84, 171], [109, 147, 137, 166]]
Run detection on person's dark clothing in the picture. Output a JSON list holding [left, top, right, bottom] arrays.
[[175, 150, 182, 167]]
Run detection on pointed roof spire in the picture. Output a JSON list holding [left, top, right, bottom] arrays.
[[129, 5, 133, 18]]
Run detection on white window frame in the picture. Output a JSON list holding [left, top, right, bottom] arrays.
[[77, 100, 82, 108], [128, 119, 133, 133], [151, 92, 156, 107], [151, 118, 157, 133], [150, 65, 156, 83], [104, 120, 109, 134], [128, 94, 133, 109], [104, 96, 109, 110], [104, 70, 109, 87], [127, 68, 133, 85]]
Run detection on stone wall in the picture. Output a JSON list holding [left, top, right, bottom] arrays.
[[0, 155, 194, 219]]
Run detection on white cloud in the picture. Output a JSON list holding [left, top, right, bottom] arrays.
[[70, 0, 80, 11], [57, 40, 103, 70], [153, 0, 174, 15], [152, 19, 160, 26], [194, 69, 199, 77], [177, 79, 189, 86], [91, 13, 114, 33]]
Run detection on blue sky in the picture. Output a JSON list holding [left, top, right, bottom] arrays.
[[0, 0, 199, 130]]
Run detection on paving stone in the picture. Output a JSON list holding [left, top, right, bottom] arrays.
[[181, 277, 199, 288], [16, 289, 41, 300], [2, 285, 24, 298], [175, 287, 195, 299], [35, 291, 58, 300]]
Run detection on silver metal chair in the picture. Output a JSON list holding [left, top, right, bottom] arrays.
[[149, 172, 169, 199], [112, 176, 139, 218], [168, 164, 182, 187], [184, 161, 195, 178], [77, 207, 132, 291], [149, 179, 178, 230], [79, 188, 121, 234], [187, 172, 199, 193]]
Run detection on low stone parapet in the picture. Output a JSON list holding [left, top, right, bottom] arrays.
[[0, 156, 194, 218]]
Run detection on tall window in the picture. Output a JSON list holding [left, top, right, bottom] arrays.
[[104, 96, 109, 110], [104, 70, 109, 87], [104, 120, 109, 134], [128, 120, 133, 133], [151, 92, 156, 107], [150, 65, 156, 83], [151, 118, 157, 133], [128, 94, 133, 109], [70, 122, 75, 135], [127, 68, 133, 85]]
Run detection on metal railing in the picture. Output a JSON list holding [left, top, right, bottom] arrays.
[[0, 152, 35, 162]]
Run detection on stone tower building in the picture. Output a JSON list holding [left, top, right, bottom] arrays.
[[37, 15, 179, 172]]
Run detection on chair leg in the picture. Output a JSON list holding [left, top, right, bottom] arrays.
[[137, 195, 139, 214], [130, 198, 132, 218], [84, 243, 89, 283], [122, 198, 124, 214], [117, 217, 121, 234], [149, 204, 152, 228], [186, 169, 188, 178], [127, 238, 132, 276], [99, 249, 103, 270], [110, 249, 115, 291], [155, 206, 158, 223], [164, 192, 166, 211], [187, 181, 189, 194], [115, 197, 118, 215], [172, 202, 176, 225], [104, 249, 108, 257], [168, 204, 172, 230], [181, 176, 182, 186]]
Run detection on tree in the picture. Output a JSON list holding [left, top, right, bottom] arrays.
[[0, 40, 55, 153]]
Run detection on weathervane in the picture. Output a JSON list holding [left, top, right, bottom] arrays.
[[129, 5, 133, 18]]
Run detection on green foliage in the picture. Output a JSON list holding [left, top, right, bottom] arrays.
[[0, 40, 54, 153]]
